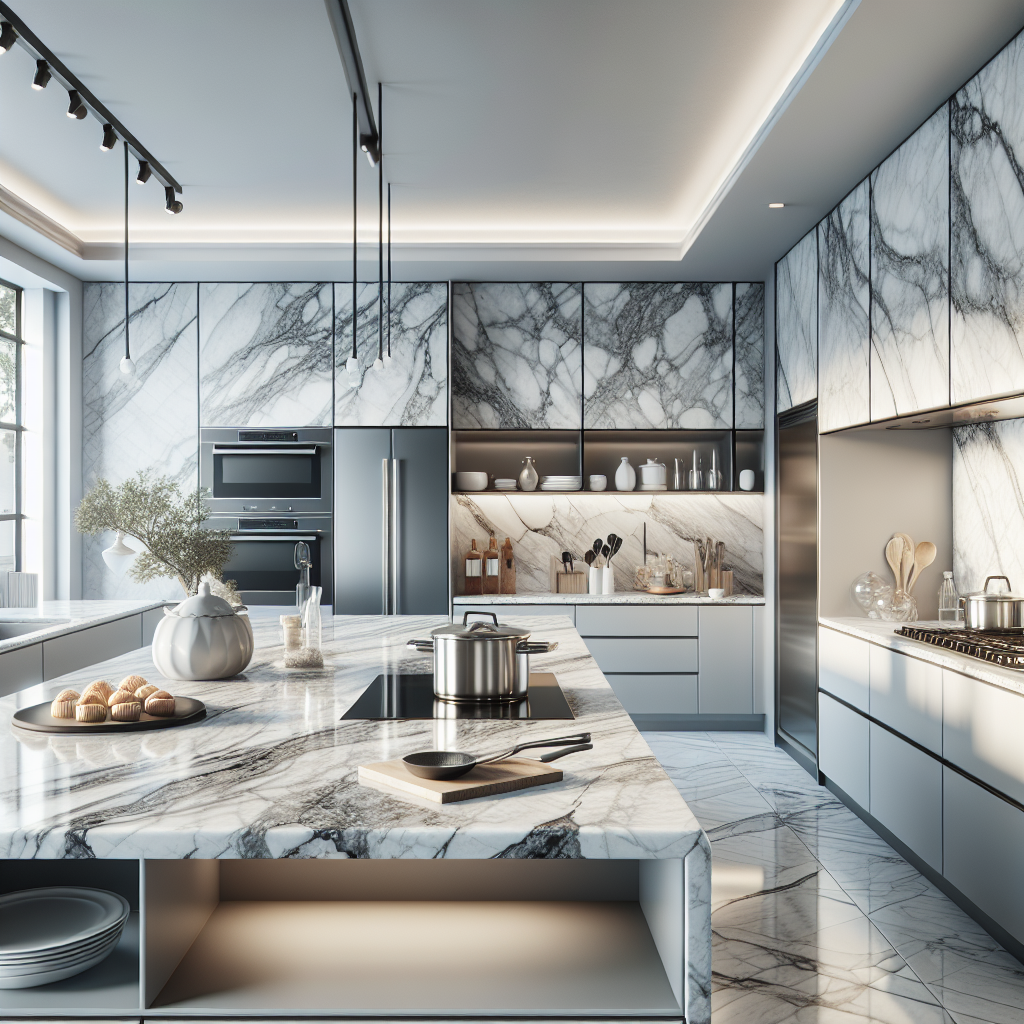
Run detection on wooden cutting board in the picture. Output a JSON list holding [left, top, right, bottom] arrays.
[[358, 756, 563, 804]]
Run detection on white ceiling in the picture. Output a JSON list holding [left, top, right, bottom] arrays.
[[1, 0, 1024, 284]]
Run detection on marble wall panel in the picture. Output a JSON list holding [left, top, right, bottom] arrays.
[[582, 283, 733, 429], [451, 282, 582, 429], [951, 36, 1024, 404], [818, 180, 871, 432], [335, 282, 448, 426], [82, 283, 198, 600], [199, 283, 333, 427], [952, 420, 1024, 595], [870, 106, 950, 420], [734, 282, 765, 429], [776, 230, 818, 413], [452, 494, 763, 596]]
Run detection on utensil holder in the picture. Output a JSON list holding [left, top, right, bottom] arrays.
[[556, 571, 587, 595], [589, 566, 601, 594], [721, 570, 733, 596], [602, 566, 614, 594]]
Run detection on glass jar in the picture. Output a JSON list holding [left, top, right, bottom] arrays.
[[938, 571, 961, 622]]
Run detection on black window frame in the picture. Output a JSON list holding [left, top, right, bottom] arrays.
[[0, 279, 23, 572]]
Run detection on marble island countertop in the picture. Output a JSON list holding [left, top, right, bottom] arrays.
[[454, 593, 764, 605], [0, 613, 706, 863], [820, 616, 1024, 697], [0, 599, 168, 654]]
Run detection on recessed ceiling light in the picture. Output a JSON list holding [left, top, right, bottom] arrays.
[[769, 202, 785, 209]]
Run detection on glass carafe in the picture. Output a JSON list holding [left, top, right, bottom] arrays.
[[938, 571, 960, 622], [294, 541, 312, 610]]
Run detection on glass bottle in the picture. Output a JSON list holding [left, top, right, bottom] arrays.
[[938, 571, 960, 622], [464, 539, 483, 596], [294, 541, 312, 610], [484, 535, 500, 595]]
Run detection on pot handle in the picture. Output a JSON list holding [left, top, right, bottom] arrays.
[[406, 638, 434, 651], [462, 610, 499, 627], [516, 640, 558, 654], [984, 575, 1013, 593]]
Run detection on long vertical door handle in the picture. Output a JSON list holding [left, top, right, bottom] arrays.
[[391, 458, 400, 615], [381, 458, 390, 615]]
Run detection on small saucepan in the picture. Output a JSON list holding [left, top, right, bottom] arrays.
[[960, 575, 1024, 632], [402, 731, 592, 781]]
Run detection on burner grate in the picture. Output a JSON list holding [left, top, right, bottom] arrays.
[[897, 626, 1024, 668]]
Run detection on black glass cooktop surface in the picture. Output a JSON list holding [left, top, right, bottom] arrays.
[[341, 672, 575, 720]]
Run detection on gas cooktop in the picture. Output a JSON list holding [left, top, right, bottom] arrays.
[[341, 672, 575, 720], [897, 625, 1024, 669]]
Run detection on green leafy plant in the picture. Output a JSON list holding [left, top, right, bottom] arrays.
[[75, 472, 233, 597]]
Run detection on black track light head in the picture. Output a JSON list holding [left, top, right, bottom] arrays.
[[359, 133, 378, 166], [0, 22, 17, 54], [164, 185, 183, 215], [66, 89, 86, 119], [136, 160, 151, 184], [100, 124, 117, 151], [31, 60, 50, 90]]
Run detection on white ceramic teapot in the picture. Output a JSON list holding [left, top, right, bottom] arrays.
[[151, 581, 255, 680]]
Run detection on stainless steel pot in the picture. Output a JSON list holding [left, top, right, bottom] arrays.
[[960, 575, 1024, 632], [407, 611, 558, 701]]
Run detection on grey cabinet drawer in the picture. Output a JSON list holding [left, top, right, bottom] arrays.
[[459, 605, 575, 625], [819, 627, 869, 712], [818, 692, 869, 808], [869, 646, 942, 754], [0, 643, 43, 698], [604, 673, 698, 714], [575, 605, 697, 637], [43, 616, 142, 681], [583, 637, 697, 674], [698, 606, 752, 713]]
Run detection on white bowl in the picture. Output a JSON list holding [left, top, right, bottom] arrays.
[[708, 588, 725, 600], [589, 475, 607, 491], [739, 469, 756, 491], [455, 472, 489, 492]]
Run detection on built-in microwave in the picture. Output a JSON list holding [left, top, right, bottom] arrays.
[[199, 428, 333, 514]]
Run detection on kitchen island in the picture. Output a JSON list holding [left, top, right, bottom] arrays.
[[0, 612, 710, 1023]]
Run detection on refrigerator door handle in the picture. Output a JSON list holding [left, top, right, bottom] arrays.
[[391, 457, 400, 615], [381, 458, 391, 615]]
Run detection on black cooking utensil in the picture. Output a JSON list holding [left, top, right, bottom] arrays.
[[601, 544, 611, 561], [402, 732, 593, 781], [561, 551, 572, 574], [611, 536, 623, 557], [584, 550, 595, 567]]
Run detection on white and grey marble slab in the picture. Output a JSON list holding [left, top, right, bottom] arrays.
[[818, 180, 870, 432], [83, 282, 199, 602], [335, 282, 448, 426], [582, 283, 732, 429], [199, 283, 334, 427], [820, 615, 1024, 698], [733, 282, 765, 429], [453, 593, 764, 605], [951, 35, 1024, 405], [0, 599, 167, 654], [775, 229, 817, 412], [870, 106, 950, 419], [451, 282, 583, 429], [452, 493, 763, 597]]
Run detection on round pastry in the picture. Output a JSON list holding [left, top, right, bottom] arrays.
[[144, 690, 175, 717], [110, 701, 141, 722], [77, 691, 106, 707], [50, 689, 80, 720], [118, 674, 149, 695], [108, 689, 136, 707], [135, 683, 160, 701], [75, 702, 106, 723], [82, 680, 114, 702]]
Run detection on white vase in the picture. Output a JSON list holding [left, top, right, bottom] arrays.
[[519, 457, 539, 492], [614, 457, 636, 491], [602, 566, 615, 594]]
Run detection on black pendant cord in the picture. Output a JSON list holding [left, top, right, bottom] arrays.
[[376, 81, 383, 366], [351, 90, 357, 366], [123, 138, 130, 367], [387, 182, 392, 359]]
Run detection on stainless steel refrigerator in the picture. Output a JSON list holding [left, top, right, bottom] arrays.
[[334, 428, 449, 615], [776, 405, 818, 774]]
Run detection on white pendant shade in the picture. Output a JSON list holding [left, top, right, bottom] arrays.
[[101, 530, 137, 575]]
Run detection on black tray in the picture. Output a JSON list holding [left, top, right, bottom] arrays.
[[12, 696, 206, 733]]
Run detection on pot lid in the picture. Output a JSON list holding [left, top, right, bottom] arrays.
[[965, 576, 1024, 601], [430, 616, 531, 642], [165, 581, 238, 618]]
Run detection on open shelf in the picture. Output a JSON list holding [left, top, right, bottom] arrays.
[[453, 430, 581, 489], [584, 429, 732, 491]]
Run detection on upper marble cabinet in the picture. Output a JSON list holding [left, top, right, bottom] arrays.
[[776, 229, 817, 413], [734, 282, 765, 429], [870, 106, 950, 420], [818, 180, 870, 432], [451, 282, 582, 429], [582, 282, 733, 429], [199, 283, 333, 427], [335, 282, 448, 427], [951, 36, 1024, 405]]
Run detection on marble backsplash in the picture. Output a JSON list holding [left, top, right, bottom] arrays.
[[452, 494, 763, 597]]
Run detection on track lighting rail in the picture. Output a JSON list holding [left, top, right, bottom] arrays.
[[0, 1, 182, 196], [324, 0, 379, 164]]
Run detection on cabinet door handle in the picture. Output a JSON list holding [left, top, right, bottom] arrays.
[[391, 458, 400, 615], [381, 458, 390, 615]]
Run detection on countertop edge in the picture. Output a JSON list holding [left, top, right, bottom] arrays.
[[454, 594, 765, 606], [0, 600, 170, 654]]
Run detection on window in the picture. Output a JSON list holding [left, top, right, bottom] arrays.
[[0, 281, 22, 575]]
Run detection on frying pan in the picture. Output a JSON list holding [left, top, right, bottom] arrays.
[[402, 731, 592, 780]]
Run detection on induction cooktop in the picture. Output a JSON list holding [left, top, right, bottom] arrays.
[[341, 672, 575, 720]]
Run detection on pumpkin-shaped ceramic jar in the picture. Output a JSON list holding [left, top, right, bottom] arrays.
[[151, 582, 254, 680]]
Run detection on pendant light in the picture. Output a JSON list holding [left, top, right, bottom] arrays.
[[119, 138, 135, 375], [387, 180, 392, 362], [346, 90, 359, 385], [373, 81, 384, 370], [101, 530, 137, 575]]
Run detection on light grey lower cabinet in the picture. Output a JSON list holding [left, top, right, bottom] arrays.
[[944, 767, 1024, 943], [604, 673, 698, 714], [818, 692, 869, 808], [575, 605, 697, 638], [818, 626, 869, 712], [868, 645, 941, 754], [0, 644, 43, 698], [584, 637, 698, 675], [869, 723, 942, 872], [698, 606, 752, 714], [43, 616, 142, 681], [456, 604, 576, 625]]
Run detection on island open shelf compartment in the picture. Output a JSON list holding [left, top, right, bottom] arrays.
[[145, 858, 685, 1016]]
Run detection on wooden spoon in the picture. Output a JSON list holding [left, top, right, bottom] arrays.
[[885, 536, 905, 590], [908, 541, 937, 594], [900, 536, 916, 594]]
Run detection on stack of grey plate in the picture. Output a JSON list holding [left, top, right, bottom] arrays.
[[0, 887, 129, 988], [539, 475, 582, 491]]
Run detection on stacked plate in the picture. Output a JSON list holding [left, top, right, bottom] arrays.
[[0, 887, 129, 989], [540, 476, 582, 491], [494, 478, 518, 491]]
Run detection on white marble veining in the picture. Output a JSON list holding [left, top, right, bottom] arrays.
[[0, 599, 167, 653], [733, 282, 765, 429], [451, 282, 583, 429], [199, 283, 333, 427], [775, 229, 817, 412], [453, 593, 764, 605], [870, 106, 950, 420], [820, 615, 1024, 698], [582, 283, 733, 429], [452, 493, 763, 597], [335, 282, 448, 426], [818, 180, 871, 431], [952, 419, 1024, 606], [83, 283, 199, 602], [951, 35, 1024, 405]]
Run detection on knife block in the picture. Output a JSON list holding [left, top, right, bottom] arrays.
[[556, 571, 588, 594]]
